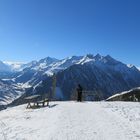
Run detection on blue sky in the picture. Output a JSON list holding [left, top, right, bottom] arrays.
[[0, 0, 140, 66]]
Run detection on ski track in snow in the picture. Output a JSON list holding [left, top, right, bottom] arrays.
[[0, 102, 140, 140]]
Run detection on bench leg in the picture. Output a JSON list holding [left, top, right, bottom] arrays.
[[47, 101, 49, 106], [26, 104, 29, 109], [27, 102, 31, 109]]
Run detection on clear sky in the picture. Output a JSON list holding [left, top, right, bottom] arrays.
[[0, 0, 140, 66]]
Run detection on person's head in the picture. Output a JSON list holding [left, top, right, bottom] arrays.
[[78, 84, 81, 88]]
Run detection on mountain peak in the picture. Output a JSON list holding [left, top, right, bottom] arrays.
[[94, 54, 102, 60], [105, 55, 113, 59], [127, 64, 139, 71], [85, 54, 94, 59], [102, 55, 118, 64], [39, 57, 58, 64]]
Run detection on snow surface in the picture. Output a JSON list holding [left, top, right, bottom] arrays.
[[0, 102, 140, 140]]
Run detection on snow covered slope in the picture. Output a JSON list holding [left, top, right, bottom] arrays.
[[0, 80, 26, 105], [0, 102, 140, 140], [107, 87, 140, 101]]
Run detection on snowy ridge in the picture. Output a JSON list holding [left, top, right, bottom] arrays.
[[1, 55, 140, 75], [107, 87, 140, 101]]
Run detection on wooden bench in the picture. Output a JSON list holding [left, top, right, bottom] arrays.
[[35, 98, 49, 107], [25, 95, 49, 109]]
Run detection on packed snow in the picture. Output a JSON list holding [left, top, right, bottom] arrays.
[[0, 102, 140, 140]]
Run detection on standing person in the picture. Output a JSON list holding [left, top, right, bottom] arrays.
[[77, 84, 83, 102]]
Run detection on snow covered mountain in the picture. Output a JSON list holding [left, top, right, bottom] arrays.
[[1, 54, 140, 105], [31, 54, 140, 100], [13, 56, 83, 86], [10, 54, 140, 105], [0, 79, 25, 105]]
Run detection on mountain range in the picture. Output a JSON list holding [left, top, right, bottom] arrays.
[[0, 54, 140, 105]]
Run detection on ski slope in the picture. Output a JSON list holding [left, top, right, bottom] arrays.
[[0, 102, 140, 140]]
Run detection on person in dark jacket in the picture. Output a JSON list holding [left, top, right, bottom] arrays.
[[77, 84, 83, 102]]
